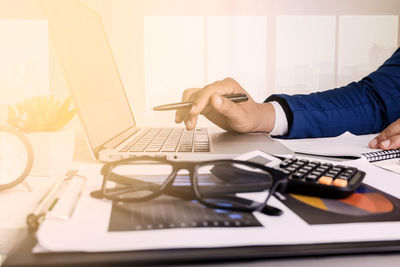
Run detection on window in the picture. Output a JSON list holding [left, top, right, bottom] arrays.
[[2, 1, 399, 126], [0, 20, 49, 104]]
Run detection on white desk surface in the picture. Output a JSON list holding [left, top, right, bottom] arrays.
[[2, 134, 400, 266]]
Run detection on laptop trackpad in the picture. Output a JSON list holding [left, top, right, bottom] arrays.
[[210, 131, 293, 155]]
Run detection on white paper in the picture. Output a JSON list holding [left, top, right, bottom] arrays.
[[373, 158, 400, 174], [0, 174, 60, 253], [35, 158, 400, 253], [278, 132, 380, 157]]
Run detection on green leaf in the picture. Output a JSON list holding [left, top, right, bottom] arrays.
[[7, 94, 77, 132]]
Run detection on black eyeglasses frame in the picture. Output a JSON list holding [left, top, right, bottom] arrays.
[[93, 156, 289, 216]]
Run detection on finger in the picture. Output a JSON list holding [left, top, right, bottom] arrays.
[[202, 110, 231, 131], [368, 136, 379, 148], [373, 119, 400, 147], [175, 88, 199, 123], [200, 105, 213, 116], [184, 114, 198, 130], [189, 78, 240, 116], [380, 134, 400, 150], [175, 113, 183, 124], [210, 93, 243, 122]]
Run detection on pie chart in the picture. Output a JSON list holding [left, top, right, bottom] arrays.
[[290, 186, 394, 216]]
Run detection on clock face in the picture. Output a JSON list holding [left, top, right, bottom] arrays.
[[0, 129, 32, 187]]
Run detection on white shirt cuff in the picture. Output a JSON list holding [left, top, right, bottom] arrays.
[[269, 101, 289, 136]]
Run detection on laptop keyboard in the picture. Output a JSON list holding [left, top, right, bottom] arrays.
[[119, 128, 210, 153]]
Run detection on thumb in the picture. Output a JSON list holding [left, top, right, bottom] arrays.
[[380, 135, 400, 150], [374, 118, 400, 148], [211, 94, 243, 120]]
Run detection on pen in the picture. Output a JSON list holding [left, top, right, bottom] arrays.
[[26, 170, 81, 231], [153, 93, 249, 111]]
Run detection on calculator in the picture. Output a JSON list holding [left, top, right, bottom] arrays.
[[235, 150, 366, 199]]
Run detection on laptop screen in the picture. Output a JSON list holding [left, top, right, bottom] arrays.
[[42, 0, 135, 149]]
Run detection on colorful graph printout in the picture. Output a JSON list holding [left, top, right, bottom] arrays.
[[108, 196, 262, 231], [275, 184, 400, 225]]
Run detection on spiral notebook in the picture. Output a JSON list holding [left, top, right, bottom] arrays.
[[362, 149, 400, 163]]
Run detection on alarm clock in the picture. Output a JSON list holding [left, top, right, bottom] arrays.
[[0, 126, 33, 190]]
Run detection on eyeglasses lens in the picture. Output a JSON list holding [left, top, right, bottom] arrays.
[[104, 161, 174, 200], [195, 162, 273, 210]]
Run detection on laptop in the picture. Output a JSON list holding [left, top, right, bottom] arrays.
[[44, 0, 292, 161]]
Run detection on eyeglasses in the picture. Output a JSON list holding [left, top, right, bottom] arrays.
[[91, 157, 289, 216]]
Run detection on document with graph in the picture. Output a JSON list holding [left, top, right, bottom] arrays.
[[31, 157, 400, 253]]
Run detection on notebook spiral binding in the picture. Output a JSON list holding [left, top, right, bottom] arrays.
[[362, 149, 400, 163]]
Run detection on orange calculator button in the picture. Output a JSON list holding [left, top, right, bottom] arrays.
[[318, 176, 333, 185], [333, 178, 348, 187]]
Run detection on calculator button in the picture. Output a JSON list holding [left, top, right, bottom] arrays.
[[321, 163, 333, 168], [326, 171, 338, 178], [335, 165, 348, 169], [291, 163, 302, 169], [319, 176, 333, 185], [292, 172, 305, 179], [280, 159, 293, 168], [286, 166, 297, 173], [301, 166, 313, 172], [307, 164, 318, 169], [316, 167, 327, 173], [298, 159, 309, 164], [333, 178, 348, 187], [280, 162, 290, 168], [311, 171, 323, 177], [344, 169, 356, 176], [304, 163, 316, 168], [331, 167, 342, 172], [337, 174, 351, 180], [305, 174, 319, 182]]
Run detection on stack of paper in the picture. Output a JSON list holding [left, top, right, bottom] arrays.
[[34, 157, 400, 253], [277, 132, 379, 158]]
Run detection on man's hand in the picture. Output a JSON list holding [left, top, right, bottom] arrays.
[[175, 78, 275, 133], [369, 119, 400, 149]]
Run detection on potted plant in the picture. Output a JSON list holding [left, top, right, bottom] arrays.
[[7, 95, 77, 176]]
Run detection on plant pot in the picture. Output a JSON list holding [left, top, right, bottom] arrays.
[[27, 129, 75, 176]]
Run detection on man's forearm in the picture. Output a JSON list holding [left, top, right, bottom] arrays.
[[266, 47, 400, 138]]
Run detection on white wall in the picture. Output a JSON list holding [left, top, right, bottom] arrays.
[[338, 16, 399, 86], [143, 15, 269, 126], [0, 0, 399, 128], [276, 16, 336, 94], [0, 20, 49, 104], [142, 14, 398, 126], [206, 16, 268, 103]]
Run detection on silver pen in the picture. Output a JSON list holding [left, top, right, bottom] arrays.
[[153, 93, 248, 111], [26, 170, 85, 231]]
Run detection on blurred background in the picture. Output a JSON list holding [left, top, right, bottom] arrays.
[[0, 0, 399, 129]]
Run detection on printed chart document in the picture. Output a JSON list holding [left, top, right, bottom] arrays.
[[34, 158, 400, 253]]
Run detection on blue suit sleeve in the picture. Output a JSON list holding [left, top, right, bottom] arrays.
[[266, 47, 400, 139]]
